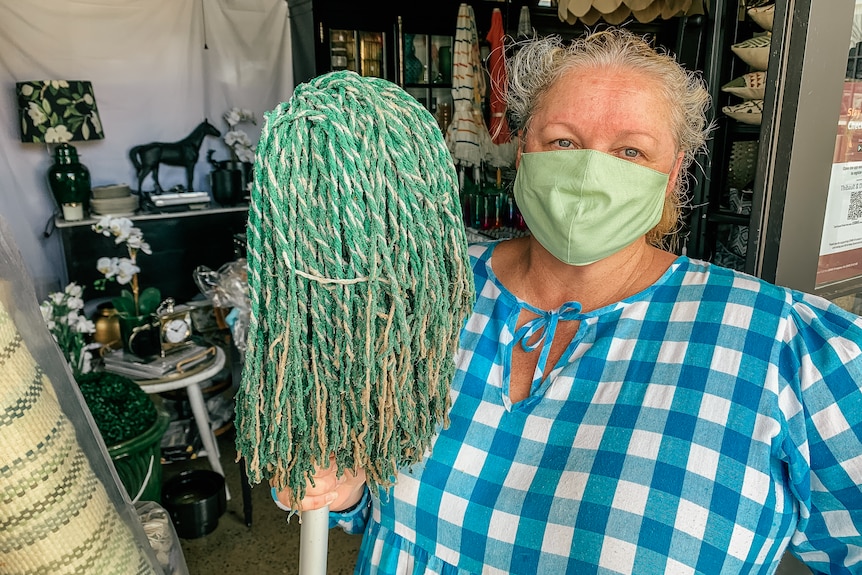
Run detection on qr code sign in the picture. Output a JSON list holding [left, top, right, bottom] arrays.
[[849, 190, 862, 221]]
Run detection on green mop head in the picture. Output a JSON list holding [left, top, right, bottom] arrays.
[[236, 70, 475, 505]]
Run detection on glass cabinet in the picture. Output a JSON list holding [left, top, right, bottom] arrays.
[[329, 29, 386, 78], [401, 32, 453, 114]]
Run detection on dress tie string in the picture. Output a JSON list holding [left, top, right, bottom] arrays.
[[513, 302, 582, 388]]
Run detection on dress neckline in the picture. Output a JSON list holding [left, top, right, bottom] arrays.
[[481, 241, 686, 318]]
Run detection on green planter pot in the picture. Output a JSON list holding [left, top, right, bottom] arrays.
[[108, 404, 170, 502]]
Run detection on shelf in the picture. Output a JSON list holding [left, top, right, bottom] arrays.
[[54, 204, 249, 229], [706, 211, 751, 226], [726, 122, 762, 137], [404, 82, 452, 89]]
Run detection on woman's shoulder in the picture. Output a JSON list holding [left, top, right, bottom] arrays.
[[672, 256, 791, 305], [467, 239, 499, 259], [681, 257, 862, 343], [467, 239, 502, 275]]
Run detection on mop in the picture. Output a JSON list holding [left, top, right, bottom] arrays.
[[235, 70, 475, 573]]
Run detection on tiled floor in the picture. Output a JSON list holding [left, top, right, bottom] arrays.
[[163, 429, 361, 574]]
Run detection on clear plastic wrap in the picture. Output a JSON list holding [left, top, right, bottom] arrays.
[[136, 501, 190, 575], [193, 258, 250, 352], [0, 216, 174, 575]]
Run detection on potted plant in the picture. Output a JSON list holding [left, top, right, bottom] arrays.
[[77, 371, 169, 502], [39, 282, 98, 377], [210, 106, 255, 205], [91, 215, 161, 353], [40, 283, 169, 501]]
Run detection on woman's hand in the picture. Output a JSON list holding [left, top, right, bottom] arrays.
[[272, 456, 366, 513]]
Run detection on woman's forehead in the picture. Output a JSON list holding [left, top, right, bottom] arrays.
[[537, 66, 671, 119]]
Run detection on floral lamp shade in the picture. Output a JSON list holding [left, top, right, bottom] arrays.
[[16, 80, 105, 143]]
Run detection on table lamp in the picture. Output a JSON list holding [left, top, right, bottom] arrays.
[[16, 80, 105, 221]]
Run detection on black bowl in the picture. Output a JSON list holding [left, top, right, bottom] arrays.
[[162, 469, 226, 539]]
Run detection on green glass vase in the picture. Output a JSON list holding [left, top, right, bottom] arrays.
[[48, 143, 91, 221]]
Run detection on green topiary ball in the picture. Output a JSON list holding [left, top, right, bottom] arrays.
[[76, 372, 157, 445]]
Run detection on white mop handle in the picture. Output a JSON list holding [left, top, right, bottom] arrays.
[[299, 506, 329, 575]]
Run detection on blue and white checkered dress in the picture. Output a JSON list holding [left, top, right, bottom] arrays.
[[335, 242, 862, 574]]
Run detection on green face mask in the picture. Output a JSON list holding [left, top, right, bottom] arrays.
[[513, 149, 670, 266]]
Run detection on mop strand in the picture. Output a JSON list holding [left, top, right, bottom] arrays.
[[236, 71, 476, 506]]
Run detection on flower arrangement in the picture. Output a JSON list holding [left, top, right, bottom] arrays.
[[223, 106, 256, 165], [92, 215, 161, 318], [40, 282, 97, 378]]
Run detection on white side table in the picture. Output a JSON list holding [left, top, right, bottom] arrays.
[[136, 346, 230, 499]]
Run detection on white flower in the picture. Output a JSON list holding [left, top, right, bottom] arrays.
[[96, 256, 116, 277], [49, 80, 70, 90], [41, 282, 99, 378], [115, 259, 140, 285], [45, 125, 73, 143], [236, 146, 256, 164], [66, 296, 85, 311], [224, 107, 242, 127], [40, 301, 53, 323], [91, 215, 157, 317], [109, 218, 135, 242], [64, 282, 84, 298], [221, 107, 257, 164], [224, 107, 254, 127], [125, 231, 151, 255], [27, 102, 46, 126], [20, 84, 34, 97], [74, 316, 96, 334], [93, 216, 113, 235], [78, 348, 93, 375], [224, 130, 252, 147]]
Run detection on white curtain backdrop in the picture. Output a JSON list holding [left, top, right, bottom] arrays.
[[0, 0, 293, 300]]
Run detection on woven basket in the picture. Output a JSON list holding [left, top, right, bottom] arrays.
[[0, 300, 158, 575]]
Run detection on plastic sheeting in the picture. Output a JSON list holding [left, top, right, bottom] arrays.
[[0, 214, 185, 575]]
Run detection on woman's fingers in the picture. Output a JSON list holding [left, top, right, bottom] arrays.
[[299, 490, 339, 512], [270, 459, 365, 512]]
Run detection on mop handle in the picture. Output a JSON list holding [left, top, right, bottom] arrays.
[[299, 506, 329, 575]]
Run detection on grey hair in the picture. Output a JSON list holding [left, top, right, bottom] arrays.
[[506, 30, 712, 248]]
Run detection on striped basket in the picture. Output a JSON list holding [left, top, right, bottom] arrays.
[[0, 301, 158, 575]]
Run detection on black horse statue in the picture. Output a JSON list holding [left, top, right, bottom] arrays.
[[129, 120, 220, 193]]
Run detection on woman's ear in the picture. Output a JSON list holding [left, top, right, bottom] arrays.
[[515, 130, 525, 169], [665, 151, 685, 196]]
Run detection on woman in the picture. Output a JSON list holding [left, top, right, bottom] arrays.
[[277, 29, 862, 574]]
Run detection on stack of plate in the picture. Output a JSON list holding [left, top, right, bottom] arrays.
[[90, 184, 138, 216]]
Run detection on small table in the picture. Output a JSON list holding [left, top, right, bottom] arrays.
[[136, 346, 230, 499]]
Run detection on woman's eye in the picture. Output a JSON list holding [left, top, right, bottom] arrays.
[[554, 139, 573, 148], [623, 148, 640, 158]]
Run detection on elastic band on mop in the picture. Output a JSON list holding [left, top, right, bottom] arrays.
[[271, 487, 293, 512]]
